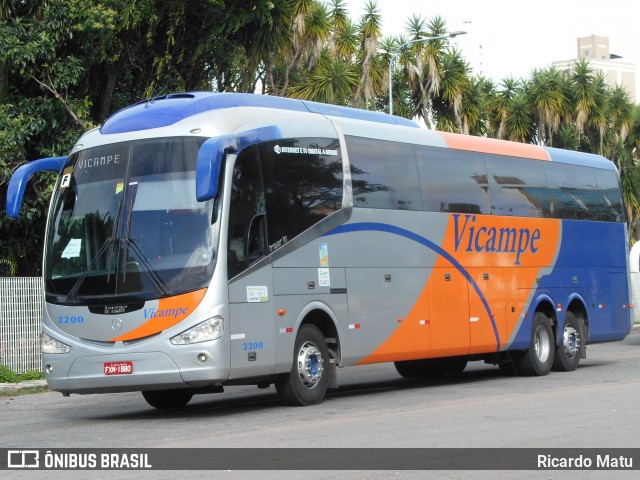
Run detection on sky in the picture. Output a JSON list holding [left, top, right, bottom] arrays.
[[343, 0, 640, 95]]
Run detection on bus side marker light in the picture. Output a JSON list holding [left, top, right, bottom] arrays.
[[623, 304, 633, 309], [349, 324, 361, 330], [278, 309, 286, 316], [556, 304, 563, 312], [598, 304, 606, 309]]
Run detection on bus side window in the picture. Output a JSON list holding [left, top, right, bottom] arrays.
[[227, 146, 266, 279]]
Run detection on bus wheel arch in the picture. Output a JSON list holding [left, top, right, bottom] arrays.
[[275, 323, 330, 405], [275, 306, 341, 406]]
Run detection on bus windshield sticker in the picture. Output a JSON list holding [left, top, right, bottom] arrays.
[[246, 286, 268, 303], [318, 268, 331, 287], [115, 181, 124, 195], [60, 167, 73, 189], [61, 238, 82, 259], [319, 243, 329, 267]]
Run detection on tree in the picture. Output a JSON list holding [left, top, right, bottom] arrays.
[[353, 0, 382, 109], [0, 0, 285, 276], [527, 67, 569, 146]]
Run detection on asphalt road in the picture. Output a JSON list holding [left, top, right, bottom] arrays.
[[2, 328, 639, 479]]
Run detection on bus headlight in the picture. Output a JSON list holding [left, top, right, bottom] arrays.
[[170, 316, 223, 345], [41, 332, 71, 354]]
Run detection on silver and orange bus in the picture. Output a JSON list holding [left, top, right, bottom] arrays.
[[7, 92, 632, 408]]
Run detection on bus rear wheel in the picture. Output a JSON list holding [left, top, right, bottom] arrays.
[[142, 389, 194, 409], [275, 324, 329, 406], [515, 312, 554, 376], [552, 312, 582, 372]]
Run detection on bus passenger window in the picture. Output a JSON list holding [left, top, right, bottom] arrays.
[[346, 136, 421, 210], [544, 163, 598, 220], [484, 155, 548, 217], [416, 146, 490, 215]]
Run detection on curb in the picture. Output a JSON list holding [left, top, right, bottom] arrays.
[[0, 379, 48, 393]]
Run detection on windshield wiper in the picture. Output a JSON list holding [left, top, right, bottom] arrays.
[[65, 237, 114, 304], [121, 236, 171, 297], [65, 197, 124, 304]]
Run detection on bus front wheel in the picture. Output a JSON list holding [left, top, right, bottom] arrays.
[[142, 389, 194, 409], [276, 324, 329, 406], [515, 312, 554, 376]]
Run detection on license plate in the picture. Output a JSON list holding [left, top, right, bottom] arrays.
[[104, 361, 133, 375]]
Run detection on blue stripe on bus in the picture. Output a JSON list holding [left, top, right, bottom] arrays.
[[101, 92, 418, 134], [324, 222, 501, 351]]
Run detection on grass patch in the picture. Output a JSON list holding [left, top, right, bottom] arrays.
[[0, 385, 49, 397], [0, 366, 45, 383]]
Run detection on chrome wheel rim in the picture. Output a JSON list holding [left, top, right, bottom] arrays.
[[296, 341, 324, 389], [534, 325, 551, 363], [562, 325, 580, 359]]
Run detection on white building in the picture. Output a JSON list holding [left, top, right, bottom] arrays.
[[552, 35, 636, 102]]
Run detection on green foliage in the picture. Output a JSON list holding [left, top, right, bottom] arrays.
[[19, 370, 45, 381], [0, 365, 21, 383], [3, 0, 640, 272], [0, 366, 44, 383], [0, 0, 280, 275]]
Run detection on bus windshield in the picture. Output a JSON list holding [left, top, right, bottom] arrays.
[[44, 137, 216, 305]]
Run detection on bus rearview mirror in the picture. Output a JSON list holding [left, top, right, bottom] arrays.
[[6, 156, 67, 219]]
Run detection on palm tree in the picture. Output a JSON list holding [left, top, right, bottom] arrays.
[[354, 0, 382, 109], [403, 15, 449, 127], [570, 58, 597, 142], [461, 75, 494, 136], [554, 124, 580, 150], [328, 1, 358, 62], [432, 47, 471, 133], [606, 85, 634, 169], [527, 67, 569, 146], [255, 0, 332, 97], [504, 91, 534, 143], [494, 76, 523, 140], [286, 50, 358, 104]]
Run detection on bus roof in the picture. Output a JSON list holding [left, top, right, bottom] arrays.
[[98, 92, 614, 172], [100, 92, 419, 135]]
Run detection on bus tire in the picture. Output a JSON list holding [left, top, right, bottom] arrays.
[[515, 312, 554, 376], [394, 359, 430, 378], [142, 389, 194, 409], [394, 357, 467, 378], [441, 357, 468, 375], [552, 312, 582, 372], [275, 324, 329, 406]]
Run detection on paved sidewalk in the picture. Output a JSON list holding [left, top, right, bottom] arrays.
[[0, 379, 48, 392]]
